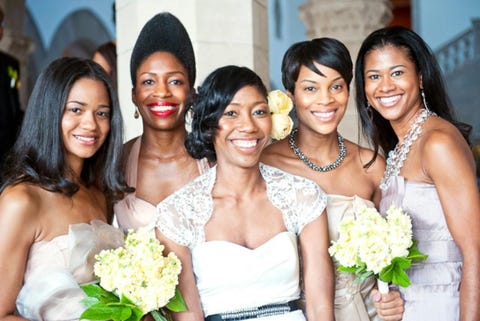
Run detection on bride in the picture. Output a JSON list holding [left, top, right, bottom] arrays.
[[155, 65, 334, 321]]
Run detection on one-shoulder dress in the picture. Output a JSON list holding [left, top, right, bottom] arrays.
[[380, 176, 462, 321]]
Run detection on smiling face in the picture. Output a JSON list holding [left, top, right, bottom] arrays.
[[132, 51, 190, 131], [214, 85, 271, 169], [363, 45, 423, 124], [292, 62, 349, 136], [61, 77, 111, 170]]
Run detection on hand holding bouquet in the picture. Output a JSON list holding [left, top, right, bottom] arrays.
[[328, 204, 428, 293], [80, 228, 186, 321]]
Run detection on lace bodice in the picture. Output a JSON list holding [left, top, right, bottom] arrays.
[[155, 163, 327, 248]]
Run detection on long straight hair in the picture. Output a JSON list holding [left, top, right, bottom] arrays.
[[1, 57, 132, 202], [354, 26, 471, 165]]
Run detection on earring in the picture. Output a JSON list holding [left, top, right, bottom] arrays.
[[366, 102, 374, 121], [134, 106, 139, 119], [420, 89, 430, 111]]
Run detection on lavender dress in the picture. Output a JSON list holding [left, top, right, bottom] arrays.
[[380, 176, 461, 321]]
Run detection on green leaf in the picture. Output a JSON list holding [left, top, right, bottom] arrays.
[[81, 284, 119, 304], [119, 294, 138, 307], [110, 307, 133, 321], [355, 264, 367, 275], [392, 257, 411, 270], [379, 263, 395, 283], [166, 288, 187, 312], [125, 306, 144, 321], [357, 270, 374, 281], [81, 296, 100, 308], [407, 241, 428, 262], [152, 310, 168, 321], [337, 266, 357, 274], [80, 303, 122, 320], [391, 266, 411, 287], [379, 257, 412, 287]]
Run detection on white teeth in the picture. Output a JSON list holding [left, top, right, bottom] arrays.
[[232, 140, 257, 148], [313, 111, 335, 118], [75, 135, 95, 142], [378, 95, 401, 106], [150, 106, 175, 112]]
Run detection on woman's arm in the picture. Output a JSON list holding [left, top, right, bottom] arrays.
[[155, 229, 204, 321], [300, 210, 335, 321], [0, 186, 38, 321], [424, 130, 480, 321]]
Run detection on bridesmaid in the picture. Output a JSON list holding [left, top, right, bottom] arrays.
[[114, 12, 209, 231], [261, 38, 404, 321], [0, 57, 129, 320], [355, 26, 480, 321]]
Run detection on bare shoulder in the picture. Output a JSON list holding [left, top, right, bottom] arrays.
[[261, 139, 291, 166], [124, 136, 139, 151], [0, 184, 42, 238], [122, 136, 140, 162], [345, 139, 385, 176], [422, 117, 473, 164], [0, 184, 41, 217]]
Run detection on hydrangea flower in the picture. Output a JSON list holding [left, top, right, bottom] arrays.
[[328, 204, 427, 288]]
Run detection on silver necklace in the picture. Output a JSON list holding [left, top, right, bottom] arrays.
[[289, 128, 346, 172], [380, 108, 436, 190]]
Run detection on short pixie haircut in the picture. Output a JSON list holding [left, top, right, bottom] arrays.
[[281, 37, 353, 93], [185, 65, 267, 162]]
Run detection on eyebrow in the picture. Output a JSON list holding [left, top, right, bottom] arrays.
[[139, 71, 186, 77], [228, 100, 267, 107], [299, 75, 344, 83], [366, 64, 406, 73], [66, 100, 111, 108]]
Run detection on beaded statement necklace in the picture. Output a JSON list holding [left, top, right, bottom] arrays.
[[289, 128, 346, 172], [380, 108, 437, 190]]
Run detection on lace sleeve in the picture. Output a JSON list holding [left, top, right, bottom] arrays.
[[154, 169, 215, 248], [261, 164, 327, 235], [155, 199, 195, 247], [294, 177, 327, 234]]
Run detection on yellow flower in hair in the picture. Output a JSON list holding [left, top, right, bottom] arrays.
[[268, 90, 294, 140]]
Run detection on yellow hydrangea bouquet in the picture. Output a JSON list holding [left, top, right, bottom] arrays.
[[80, 228, 186, 321], [267, 90, 294, 140], [328, 204, 428, 293]]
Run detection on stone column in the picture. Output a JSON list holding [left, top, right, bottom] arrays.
[[299, 0, 392, 144], [116, 0, 269, 142]]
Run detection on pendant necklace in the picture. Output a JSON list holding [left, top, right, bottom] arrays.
[[380, 108, 437, 190], [289, 128, 346, 172]]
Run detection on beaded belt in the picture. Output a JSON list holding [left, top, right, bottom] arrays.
[[205, 300, 300, 321]]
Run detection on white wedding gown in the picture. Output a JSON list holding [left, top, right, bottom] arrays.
[[155, 163, 328, 320]]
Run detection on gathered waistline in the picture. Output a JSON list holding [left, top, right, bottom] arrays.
[[205, 300, 300, 321]]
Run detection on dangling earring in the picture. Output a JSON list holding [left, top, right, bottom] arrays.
[[366, 102, 374, 121], [420, 89, 430, 111], [134, 106, 140, 119]]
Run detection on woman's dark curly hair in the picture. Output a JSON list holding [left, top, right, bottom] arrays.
[[185, 65, 267, 162]]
